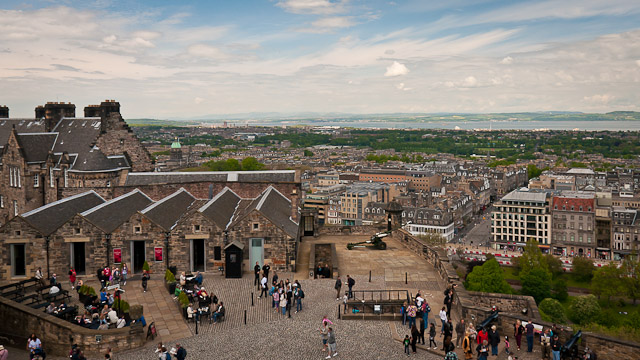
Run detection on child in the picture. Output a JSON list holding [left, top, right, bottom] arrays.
[[404, 335, 410, 356], [504, 335, 511, 355], [429, 322, 437, 349]]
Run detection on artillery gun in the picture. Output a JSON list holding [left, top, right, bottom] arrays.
[[347, 231, 389, 250]]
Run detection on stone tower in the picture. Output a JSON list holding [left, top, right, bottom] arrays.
[[170, 137, 183, 162]]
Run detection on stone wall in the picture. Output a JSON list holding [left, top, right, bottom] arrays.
[[95, 114, 154, 172], [392, 228, 640, 360], [0, 217, 46, 281], [0, 296, 144, 357], [317, 224, 385, 236]]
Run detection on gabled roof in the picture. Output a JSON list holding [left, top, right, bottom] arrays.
[[16, 133, 57, 163], [198, 187, 241, 228], [21, 191, 106, 236], [123, 170, 296, 186], [228, 186, 299, 238], [141, 188, 196, 231], [81, 189, 153, 233]]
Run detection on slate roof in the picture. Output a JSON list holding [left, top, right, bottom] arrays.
[[0, 119, 47, 145], [21, 191, 106, 236], [141, 188, 196, 231], [123, 170, 297, 186], [198, 187, 242, 228], [228, 186, 299, 238], [81, 190, 153, 233], [16, 133, 57, 163], [51, 118, 102, 154]]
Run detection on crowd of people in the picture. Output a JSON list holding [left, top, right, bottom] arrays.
[[154, 342, 187, 360], [256, 262, 305, 317]]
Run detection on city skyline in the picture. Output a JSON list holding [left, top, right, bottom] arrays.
[[1, 0, 640, 118]]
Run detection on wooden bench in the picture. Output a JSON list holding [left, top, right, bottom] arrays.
[[14, 293, 39, 304]]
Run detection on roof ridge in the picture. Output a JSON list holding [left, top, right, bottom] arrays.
[[141, 187, 194, 214], [22, 190, 104, 218], [80, 189, 151, 216], [198, 187, 240, 213]]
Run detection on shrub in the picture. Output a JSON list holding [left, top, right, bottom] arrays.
[[165, 269, 176, 283], [178, 291, 189, 308], [539, 298, 568, 324], [569, 295, 601, 325], [572, 257, 595, 282], [521, 268, 552, 304], [551, 279, 568, 302], [464, 258, 512, 294], [142, 261, 150, 272]]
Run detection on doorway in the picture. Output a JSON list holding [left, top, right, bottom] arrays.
[[11, 244, 26, 277], [250, 238, 264, 268], [191, 239, 205, 272], [132, 240, 146, 273], [71, 242, 86, 275], [303, 216, 314, 236]]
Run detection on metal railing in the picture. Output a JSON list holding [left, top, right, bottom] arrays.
[[350, 289, 410, 303]]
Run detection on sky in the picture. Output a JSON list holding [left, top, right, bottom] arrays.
[[1, 0, 640, 118]]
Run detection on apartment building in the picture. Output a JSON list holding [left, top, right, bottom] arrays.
[[550, 192, 596, 257]]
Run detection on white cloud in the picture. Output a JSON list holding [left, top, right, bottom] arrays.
[[187, 44, 230, 60], [500, 56, 513, 64], [396, 83, 411, 91], [194, 97, 204, 104], [463, 76, 478, 87], [636, 60, 640, 67], [583, 94, 614, 104], [384, 61, 409, 77], [311, 16, 354, 28], [276, 0, 347, 15]]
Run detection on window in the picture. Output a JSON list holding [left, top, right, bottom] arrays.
[[106, 180, 111, 187], [194, 225, 201, 232], [49, 167, 54, 188], [214, 246, 222, 261], [252, 223, 259, 231], [74, 228, 81, 235], [9, 167, 13, 187], [15, 230, 21, 236], [33, 174, 39, 187], [134, 226, 141, 234], [13, 200, 18, 216], [64, 168, 68, 188], [0, 195, 3, 208]]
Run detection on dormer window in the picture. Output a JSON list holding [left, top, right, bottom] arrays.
[[134, 226, 142, 234], [194, 225, 201, 232]]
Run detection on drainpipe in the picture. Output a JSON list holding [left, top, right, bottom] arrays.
[[105, 234, 112, 268], [165, 232, 170, 270], [45, 235, 50, 278]]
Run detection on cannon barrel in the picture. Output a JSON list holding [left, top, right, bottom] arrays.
[[560, 330, 582, 357], [478, 311, 499, 330]]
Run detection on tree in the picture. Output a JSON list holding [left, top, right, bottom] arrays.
[[544, 254, 564, 279], [303, 149, 314, 157], [551, 279, 568, 302], [592, 263, 623, 303], [569, 294, 601, 325], [622, 257, 640, 304], [572, 256, 595, 282], [521, 267, 552, 304], [539, 298, 568, 323], [518, 240, 550, 278], [527, 164, 544, 180], [241, 157, 265, 171], [464, 258, 512, 294]]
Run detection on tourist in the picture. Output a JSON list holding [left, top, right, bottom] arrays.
[[116, 315, 126, 328], [35, 267, 44, 286], [551, 334, 561, 360], [49, 273, 57, 286], [319, 320, 329, 352], [0, 345, 7, 360], [334, 276, 342, 301], [513, 320, 524, 351], [254, 262, 261, 286], [466, 322, 477, 343], [477, 339, 489, 360], [175, 343, 187, 360], [122, 263, 128, 286], [112, 267, 120, 285], [525, 319, 535, 353], [322, 315, 334, 326], [439, 306, 448, 334], [294, 286, 303, 313], [463, 331, 473, 359], [541, 328, 551, 359], [46, 302, 55, 314], [286, 283, 293, 317], [179, 272, 186, 287], [272, 271, 279, 286], [69, 268, 76, 290], [429, 322, 437, 349], [477, 327, 488, 346], [401, 301, 408, 326], [186, 304, 196, 322], [504, 335, 511, 355], [27, 333, 43, 360], [142, 270, 150, 292], [272, 287, 280, 311], [326, 327, 337, 359], [212, 302, 225, 323], [443, 318, 453, 352], [346, 275, 355, 299], [407, 302, 417, 328], [410, 324, 419, 353], [107, 292, 115, 306], [280, 291, 288, 315], [403, 335, 410, 356], [258, 274, 269, 299], [260, 262, 269, 281], [100, 289, 108, 304], [158, 346, 169, 360], [194, 271, 203, 286], [455, 318, 465, 347], [444, 342, 458, 360], [108, 307, 118, 324], [488, 325, 500, 356], [49, 283, 60, 295], [418, 316, 426, 345], [444, 289, 453, 318]]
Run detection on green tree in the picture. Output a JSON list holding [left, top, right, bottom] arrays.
[[551, 279, 568, 302], [464, 258, 512, 294], [569, 294, 601, 325], [621, 257, 640, 304], [544, 254, 564, 279], [527, 164, 544, 180], [572, 256, 595, 282], [241, 157, 265, 171], [521, 267, 552, 304], [303, 149, 314, 157], [592, 263, 623, 303], [518, 240, 550, 278], [539, 298, 568, 323]]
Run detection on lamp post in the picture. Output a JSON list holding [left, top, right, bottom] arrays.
[[105, 234, 112, 268]]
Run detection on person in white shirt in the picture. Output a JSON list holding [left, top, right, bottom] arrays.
[[49, 285, 60, 295], [116, 316, 126, 328], [259, 275, 268, 298], [108, 308, 118, 324], [439, 306, 448, 334], [416, 295, 424, 308]]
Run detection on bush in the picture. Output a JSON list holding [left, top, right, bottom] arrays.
[[569, 295, 601, 325], [539, 298, 568, 324], [551, 279, 568, 302], [521, 268, 552, 304], [572, 257, 594, 282], [464, 259, 512, 294], [178, 291, 189, 308], [544, 254, 563, 279], [165, 269, 176, 283], [143, 261, 150, 272]]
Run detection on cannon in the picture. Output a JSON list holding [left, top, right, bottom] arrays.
[[347, 231, 388, 250], [561, 330, 582, 359], [478, 310, 499, 331]]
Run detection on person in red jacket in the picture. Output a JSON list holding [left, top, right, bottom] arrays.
[[69, 268, 77, 290], [477, 327, 489, 345]]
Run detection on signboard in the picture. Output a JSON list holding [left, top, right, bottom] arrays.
[[154, 247, 163, 262], [113, 248, 122, 264]]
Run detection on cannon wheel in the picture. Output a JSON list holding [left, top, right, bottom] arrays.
[[347, 244, 354, 250], [377, 241, 387, 250]]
